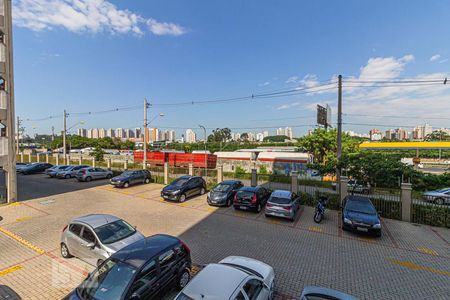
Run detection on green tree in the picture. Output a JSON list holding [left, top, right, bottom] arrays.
[[207, 128, 232, 142], [263, 135, 289, 142], [92, 146, 105, 162], [425, 130, 450, 141]]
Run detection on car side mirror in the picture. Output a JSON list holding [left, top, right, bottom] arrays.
[[86, 242, 95, 249], [130, 293, 141, 300]]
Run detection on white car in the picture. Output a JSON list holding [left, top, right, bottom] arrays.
[[175, 256, 275, 300]]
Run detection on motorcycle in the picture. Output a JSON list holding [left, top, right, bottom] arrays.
[[313, 196, 328, 223]]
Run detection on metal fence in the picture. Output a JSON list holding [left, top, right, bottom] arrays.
[[412, 196, 450, 228]]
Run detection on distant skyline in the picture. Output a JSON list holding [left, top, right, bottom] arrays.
[[13, 1, 450, 138]]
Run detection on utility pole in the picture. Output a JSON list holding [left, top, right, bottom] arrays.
[[3, 0, 17, 203], [62, 110, 67, 164], [199, 125, 207, 177], [337, 75, 343, 197], [143, 98, 148, 169], [51, 126, 55, 141], [16, 116, 20, 154]]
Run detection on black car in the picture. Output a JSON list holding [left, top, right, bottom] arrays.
[[234, 186, 272, 213], [19, 163, 53, 175], [64, 234, 192, 300], [207, 180, 243, 207], [110, 170, 152, 188], [342, 196, 382, 237], [161, 176, 207, 202]]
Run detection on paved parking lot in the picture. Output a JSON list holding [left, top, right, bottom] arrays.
[[0, 174, 449, 299]]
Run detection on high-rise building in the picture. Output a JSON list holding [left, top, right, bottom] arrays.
[[185, 129, 196, 143], [134, 128, 141, 139], [125, 129, 134, 139], [234, 133, 241, 141], [256, 132, 264, 142], [423, 124, 433, 137], [285, 127, 293, 139], [385, 129, 394, 140], [77, 128, 87, 137], [98, 128, 106, 138], [91, 128, 99, 139], [369, 129, 383, 141], [168, 130, 176, 143], [276, 128, 284, 136], [247, 132, 255, 142], [106, 128, 115, 138], [116, 128, 125, 139], [263, 131, 269, 138]]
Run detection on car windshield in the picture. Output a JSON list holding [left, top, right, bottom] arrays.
[[94, 220, 136, 244], [436, 188, 450, 193], [213, 183, 232, 192], [121, 171, 134, 176], [237, 190, 254, 198], [59, 166, 69, 170], [171, 178, 189, 187], [77, 259, 136, 300], [270, 197, 292, 205], [345, 200, 377, 215]]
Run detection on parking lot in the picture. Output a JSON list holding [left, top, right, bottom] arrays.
[[0, 173, 449, 299]]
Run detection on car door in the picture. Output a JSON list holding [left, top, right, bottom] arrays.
[[157, 248, 179, 293], [127, 259, 161, 299], [292, 193, 300, 212], [97, 168, 106, 179], [242, 278, 270, 300], [133, 171, 144, 184], [66, 223, 84, 258], [185, 179, 195, 197], [77, 226, 101, 265]]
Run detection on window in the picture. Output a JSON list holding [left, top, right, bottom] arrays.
[[94, 220, 136, 244], [129, 260, 158, 295], [158, 249, 176, 273], [81, 227, 96, 244], [235, 291, 246, 300], [69, 224, 82, 236], [243, 279, 263, 300]]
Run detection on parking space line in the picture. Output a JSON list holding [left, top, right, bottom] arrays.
[[16, 216, 32, 222], [308, 226, 323, 233], [0, 227, 45, 254], [22, 202, 51, 216], [429, 227, 450, 246], [0, 265, 23, 277], [417, 248, 439, 256], [337, 212, 343, 237], [44, 252, 89, 276], [387, 259, 450, 277]]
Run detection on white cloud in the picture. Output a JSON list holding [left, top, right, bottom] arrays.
[[146, 18, 186, 36], [359, 54, 414, 80], [430, 54, 441, 62], [286, 76, 299, 84], [276, 102, 300, 110], [13, 0, 186, 37], [258, 81, 271, 87]]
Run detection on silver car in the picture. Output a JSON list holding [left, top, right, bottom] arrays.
[[264, 190, 300, 221], [76, 167, 113, 182], [60, 214, 145, 266], [45, 165, 69, 177], [56, 165, 89, 179], [423, 188, 450, 205]]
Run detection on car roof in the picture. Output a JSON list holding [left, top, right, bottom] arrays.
[[270, 190, 292, 198], [72, 214, 121, 229], [180, 264, 248, 299], [239, 186, 260, 192], [220, 180, 241, 185], [301, 286, 359, 300], [112, 234, 180, 269], [345, 195, 372, 203]]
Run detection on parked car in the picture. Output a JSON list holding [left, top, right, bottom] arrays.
[[342, 196, 381, 237], [423, 188, 450, 205], [207, 180, 243, 207], [234, 186, 271, 213], [332, 179, 370, 194], [175, 256, 275, 300], [60, 214, 145, 266], [161, 176, 207, 202], [76, 167, 113, 182], [265, 190, 300, 221], [300, 286, 359, 300], [64, 234, 192, 300], [19, 163, 53, 175], [46, 165, 70, 177], [110, 170, 151, 188], [16, 162, 28, 172], [56, 165, 90, 179]]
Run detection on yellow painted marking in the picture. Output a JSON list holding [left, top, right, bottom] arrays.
[[0, 227, 45, 254], [207, 208, 216, 213], [179, 203, 189, 207], [417, 248, 439, 256], [269, 219, 281, 224], [160, 199, 165, 202], [191, 265, 201, 275], [0, 265, 23, 276], [358, 236, 375, 243], [233, 212, 246, 218], [9, 202, 21, 207], [387, 259, 450, 277], [16, 216, 32, 222], [308, 227, 323, 232], [360, 141, 450, 150]]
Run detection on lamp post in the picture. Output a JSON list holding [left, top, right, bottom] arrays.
[[199, 125, 207, 178], [64, 121, 85, 162], [143, 109, 164, 169]]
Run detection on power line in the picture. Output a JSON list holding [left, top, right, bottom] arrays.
[[344, 113, 450, 121], [342, 122, 431, 129]]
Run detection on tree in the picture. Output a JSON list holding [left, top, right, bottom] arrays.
[[263, 135, 289, 142], [207, 128, 232, 143], [92, 146, 105, 162], [240, 133, 249, 142], [425, 130, 450, 141]]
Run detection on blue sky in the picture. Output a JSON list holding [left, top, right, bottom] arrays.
[[13, 0, 450, 137]]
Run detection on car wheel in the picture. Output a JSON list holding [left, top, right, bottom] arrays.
[[200, 188, 206, 195], [60, 243, 72, 258], [85, 176, 92, 182], [123, 182, 130, 188], [256, 203, 262, 213], [435, 198, 445, 205], [179, 194, 186, 203], [314, 212, 323, 223], [177, 269, 190, 290], [375, 231, 382, 238], [65, 174, 71, 179], [144, 178, 150, 184], [97, 259, 104, 267], [106, 174, 112, 179], [226, 198, 232, 207]]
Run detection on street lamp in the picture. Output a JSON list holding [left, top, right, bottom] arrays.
[[199, 125, 207, 178], [143, 110, 164, 169], [64, 121, 85, 160]]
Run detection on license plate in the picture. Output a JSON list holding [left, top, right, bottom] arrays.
[[357, 227, 368, 232], [240, 206, 248, 210]]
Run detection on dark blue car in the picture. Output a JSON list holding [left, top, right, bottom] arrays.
[[342, 196, 381, 237]]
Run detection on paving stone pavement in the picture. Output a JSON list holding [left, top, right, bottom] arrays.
[[0, 174, 449, 300]]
